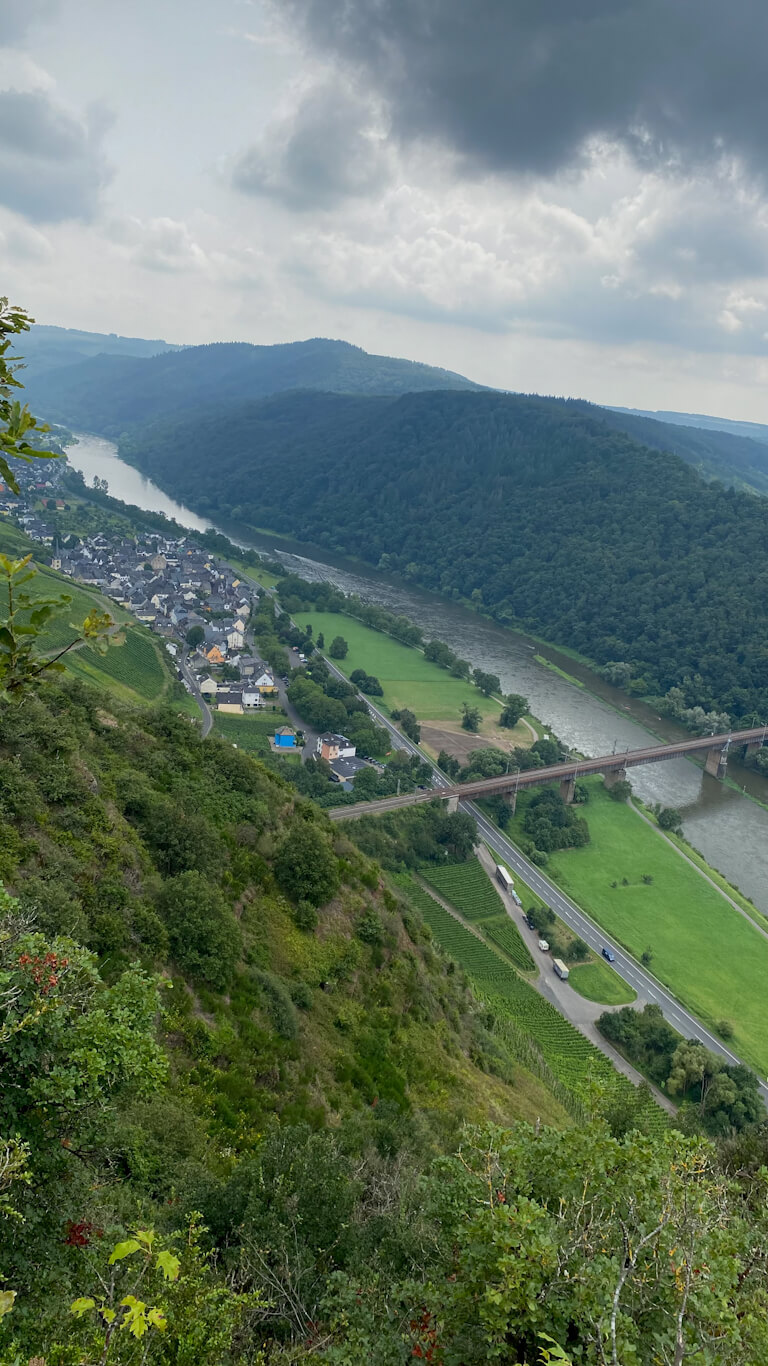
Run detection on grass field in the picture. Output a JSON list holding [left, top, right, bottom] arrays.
[[213, 709, 293, 758], [569, 961, 637, 1005], [398, 875, 664, 1127], [509, 780, 768, 1075], [292, 610, 503, 724]]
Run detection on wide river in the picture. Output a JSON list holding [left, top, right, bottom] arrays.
[[68, 432, 768, 912]]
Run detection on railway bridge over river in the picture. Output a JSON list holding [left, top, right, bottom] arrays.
[[329, 725, 768, 821]]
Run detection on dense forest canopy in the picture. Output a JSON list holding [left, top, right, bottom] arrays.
[[23, 336, 483, 435], [119, 388, 768, 722]]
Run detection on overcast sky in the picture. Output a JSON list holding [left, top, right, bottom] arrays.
[[4, 0, 768, 418]]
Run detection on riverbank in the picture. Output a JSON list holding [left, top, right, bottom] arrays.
[[53, 434, 768, 914]]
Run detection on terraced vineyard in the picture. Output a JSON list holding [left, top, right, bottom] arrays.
[[424, 857, 510, 922], [483, 914, 536, 972], [76, 628, 168, 701], [400, 875, 665, 1129]]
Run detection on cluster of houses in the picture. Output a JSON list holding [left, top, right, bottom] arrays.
[[3, 486, 286, 714], [1, 482, 376, 788]]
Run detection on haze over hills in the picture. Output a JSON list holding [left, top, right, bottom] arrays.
[[612, 406, 768, 447], [22, 336, 485, 435], [17, 323, 183, 376], [121, 386, 768, 723], [571, 401, 768, 495], [27, 331, 768, 495]]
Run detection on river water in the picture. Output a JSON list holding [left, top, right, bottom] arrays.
[[67, 432, 768, 912]]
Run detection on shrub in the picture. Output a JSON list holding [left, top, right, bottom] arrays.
[[356, 910, 384, 946], [252, 969, 299, 1040], [274, 820, 340, 908], [157, 871, 240, 991], [293, 900, 319, 932]]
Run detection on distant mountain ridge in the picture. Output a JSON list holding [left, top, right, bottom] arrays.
[[26, 329, 768, 495], [19, 323, 183, 377], [611, 405, 768, 447], [23, 336, 485, 435]]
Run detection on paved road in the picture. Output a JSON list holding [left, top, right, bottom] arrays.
[[467, 805, 768, 1106], [321, 656, 768, 1106], [179, 648, 213, 737]]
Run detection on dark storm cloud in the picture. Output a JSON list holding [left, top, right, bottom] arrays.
[[283, 0, 768, 179], [232, 84, 391, 209], [0, 90, 111, 221]]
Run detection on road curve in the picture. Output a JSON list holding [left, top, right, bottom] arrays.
[[320, 655, 768, 1107], [179, 648, 213, 737]]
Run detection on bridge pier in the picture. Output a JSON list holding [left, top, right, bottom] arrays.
[[446, 795, 459, 813], [560, 775, 576, 804], [503, 789, 517, 815], [705, 745, 728, 780], [603, 766, 627, 790], [745, 739, 764, 758]]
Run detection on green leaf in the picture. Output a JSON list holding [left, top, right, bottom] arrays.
[[156, 1249, 180, 1282], [109, 1238, 142, 1264], [70, 1296, 96, 1318], [147, 1306, 167, 1331], [134, 1228, 155, 1248], [0, 1289, 16, 1318]]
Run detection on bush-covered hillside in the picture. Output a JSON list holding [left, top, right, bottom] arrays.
[[120, 388, 768, 722], [0, 677, 581, 1351]]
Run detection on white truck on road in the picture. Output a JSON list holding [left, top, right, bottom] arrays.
[[495, 864, 514, 892], [553, 958, 570, 981]]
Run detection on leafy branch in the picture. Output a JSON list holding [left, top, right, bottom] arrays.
[[0, 297, 57, 493], [0, 552, 113, 700]]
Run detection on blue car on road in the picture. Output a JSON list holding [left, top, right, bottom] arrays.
[[602, 947, 615, 962]]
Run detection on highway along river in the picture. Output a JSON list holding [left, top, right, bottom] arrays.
[[68, 432, 768, 913]]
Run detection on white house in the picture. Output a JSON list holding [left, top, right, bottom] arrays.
[[226, 628, 245, 651], [199, 677, 218, 696], [242, 687, 264, 709], [316, 733, 356, 762]]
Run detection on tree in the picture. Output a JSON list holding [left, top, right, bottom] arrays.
[[186, 624, 205, 648], [391, 707, 420, 743], [329, 636, 348, 659], [608, 778, 632, 802], [316, 632, 324, 648], [461, 702, 482, 732], [157, 871, 240, 990], [658, 806, 682, 831], [499, 692, 529, 727], [473, 668, 501, 696], [0, 298, 56, 493], [437, 749, 461, 778], [641, 945, 654, 966], [352, 765, 380, 801], [274, 819, 340, 907]]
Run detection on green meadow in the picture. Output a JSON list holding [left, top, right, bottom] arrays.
[[512, 781, 768, 1075], [293, 610, 502, 723]]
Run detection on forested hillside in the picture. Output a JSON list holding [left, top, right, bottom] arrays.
[[570, 399, 768, 494], [121, 388, 768, 723], [23, 337, 482, 434], [19, 323, 182, 376]]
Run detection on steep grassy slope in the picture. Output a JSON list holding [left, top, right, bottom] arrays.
[[0, 680, 570, 1142]]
